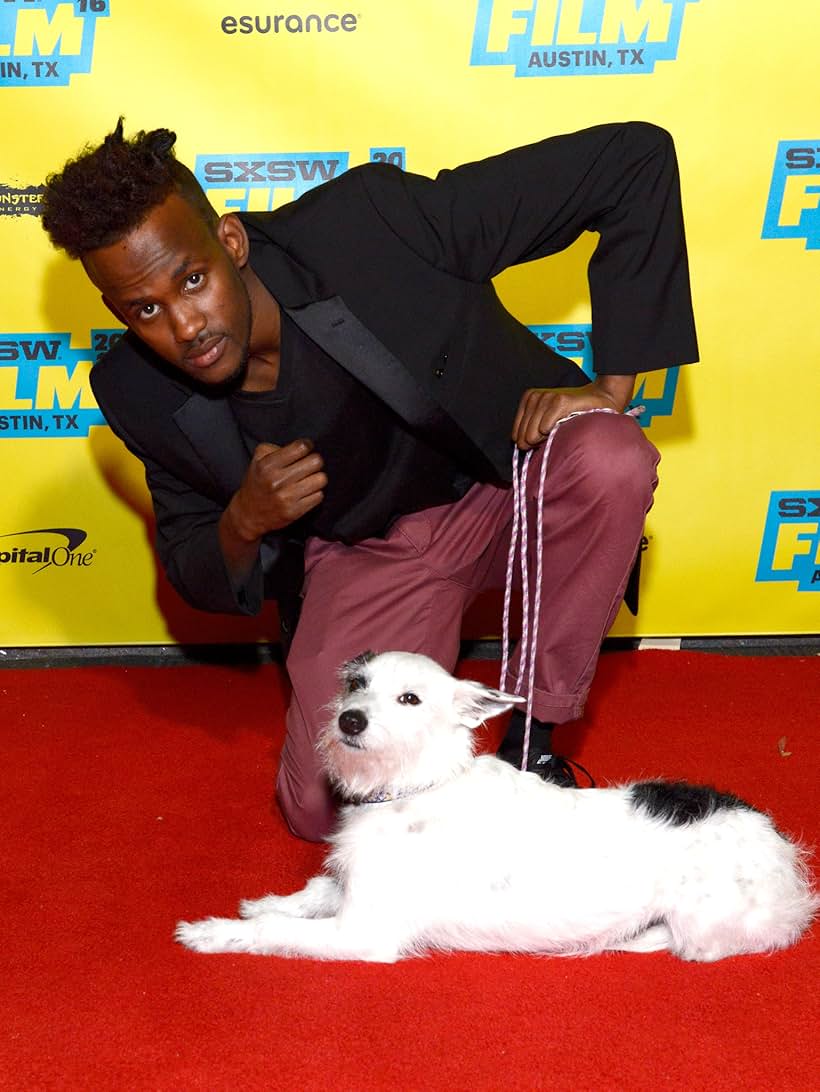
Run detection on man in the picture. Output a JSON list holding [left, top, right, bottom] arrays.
[[42, 120, 698, 840]]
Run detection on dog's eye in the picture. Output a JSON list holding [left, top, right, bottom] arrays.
[[347, 676, 366, 693], [397, 692, 421, 706]]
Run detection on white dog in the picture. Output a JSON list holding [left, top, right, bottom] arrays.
[[176, 651, 818, 962]]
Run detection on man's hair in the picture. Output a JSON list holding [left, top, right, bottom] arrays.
[[42, 118, 218, 259]]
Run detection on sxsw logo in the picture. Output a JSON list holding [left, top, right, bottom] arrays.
[[0, 329, 119, 437], [529, 323, 678, 426], [471, 0, 699, 76], [756, 492, 820, 592], [762, 143, 820, 251], [0, 0, 109, 88], [195, 148, 406, 214]]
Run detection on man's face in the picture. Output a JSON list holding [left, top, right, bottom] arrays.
[[83, 192, 252, 387]]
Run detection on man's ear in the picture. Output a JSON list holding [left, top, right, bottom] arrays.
[[454, 680, 526, 729], [101, 295, 126, 325], [217, 213, 250, 269]]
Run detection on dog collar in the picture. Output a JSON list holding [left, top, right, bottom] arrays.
[[348, 781, 441, 806]]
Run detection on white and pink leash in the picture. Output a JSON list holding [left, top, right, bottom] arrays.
[[499, 406, 645, 771]]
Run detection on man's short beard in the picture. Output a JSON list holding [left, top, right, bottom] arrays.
[[209, 351, 250, 392]]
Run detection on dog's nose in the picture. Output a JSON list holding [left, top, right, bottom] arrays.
[[339, 709, 367, 736]]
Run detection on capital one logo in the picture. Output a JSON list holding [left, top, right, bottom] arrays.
[[756, 492, 820, 592], [470, 0, 699, 76], [0, 0, 109, 88], [195, 148, 405, 214], [0, 527, 95, 572], [762, 142, 820, 251], [529, 324, 678, 426]]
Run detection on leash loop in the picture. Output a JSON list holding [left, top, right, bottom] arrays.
[[500, 406, 644, 771]]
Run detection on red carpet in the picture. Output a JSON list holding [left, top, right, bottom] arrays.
[[2, 650, 818, 1090]]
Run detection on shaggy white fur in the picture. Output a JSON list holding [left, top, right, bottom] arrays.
[[176, 651, 818, 962]]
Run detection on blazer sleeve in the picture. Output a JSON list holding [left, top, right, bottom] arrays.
[[146, 457, 268, 617], [93, 387, 268, 617], [357, 121, 699, 376]]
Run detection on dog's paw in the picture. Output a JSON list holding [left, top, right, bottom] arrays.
[[238, 895, 285, 918], [175, 917, 256, 954]]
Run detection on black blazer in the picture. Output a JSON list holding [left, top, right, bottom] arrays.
[[91, 122, 698, 638]]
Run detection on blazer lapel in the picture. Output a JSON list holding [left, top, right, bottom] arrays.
[[172, 393, 249, 499], [283, 297, 444, 430], [285, 297, 500, 480], [242, 212, 438, 425]]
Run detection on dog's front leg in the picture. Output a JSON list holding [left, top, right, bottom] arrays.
[[239, 875, 341, 919], [175, 911, 402, 962]]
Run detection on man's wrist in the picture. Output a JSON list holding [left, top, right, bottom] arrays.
[[593, 374, 636, 413], [222, 496, 262, 547], [218, 502, 264, 590]]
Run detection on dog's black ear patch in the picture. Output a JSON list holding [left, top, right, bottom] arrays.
[[339, 651, 376, 691], [344, 651, 375, 670], [340, 651, 375, 676], [628, 780, 754, 826]]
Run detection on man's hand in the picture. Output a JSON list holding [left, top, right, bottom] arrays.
[[227, 439, 327, 542], [512, 375, 636, 450], [218, 440, 326, 586]]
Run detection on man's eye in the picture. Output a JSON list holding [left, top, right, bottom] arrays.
[[347, 676, 366, 693], [139, 303, 158, 319], [186, 272, 204, 288], [397, 692, 421, 706]]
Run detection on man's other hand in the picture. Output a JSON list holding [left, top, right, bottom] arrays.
[[512, 375, 636, 450]]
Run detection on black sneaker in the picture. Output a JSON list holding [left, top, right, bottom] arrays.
[[529, 752, 594, 788], [496, 710, 595, 787], [497, 746, 595, 787]]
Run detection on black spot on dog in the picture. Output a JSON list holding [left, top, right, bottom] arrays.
[[348, 650, 376, 668], [340, 651, 376, 693], [628, 781, 754, 826]]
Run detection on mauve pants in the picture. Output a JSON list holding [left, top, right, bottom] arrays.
[[277, 412, 660, 840]]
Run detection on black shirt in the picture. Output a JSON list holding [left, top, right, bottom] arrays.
[[230, 312, 474, 544]]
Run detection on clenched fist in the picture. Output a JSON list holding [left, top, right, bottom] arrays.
[[227, 439, 327, 542]]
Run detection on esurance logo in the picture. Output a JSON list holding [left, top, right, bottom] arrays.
[[756, 492, 820, 592], [471, 0, 699, 76], [0, 527, 95, 572], [219, 12, 358, 35], [0, 0, 110, 88], [0, 329, 118, 437], [529, 323, 678, 426], [195, 148, 405, 214], [762, 142, 820, 251]]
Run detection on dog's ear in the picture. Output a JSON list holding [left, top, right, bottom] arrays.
[[454, 680, 526, 729], [339, 650, 376, 679]]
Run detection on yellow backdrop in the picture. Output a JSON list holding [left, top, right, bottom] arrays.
[[1, 0, 818, 646]]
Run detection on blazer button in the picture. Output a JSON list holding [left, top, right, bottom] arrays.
[[434, 367, 444, 378]]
